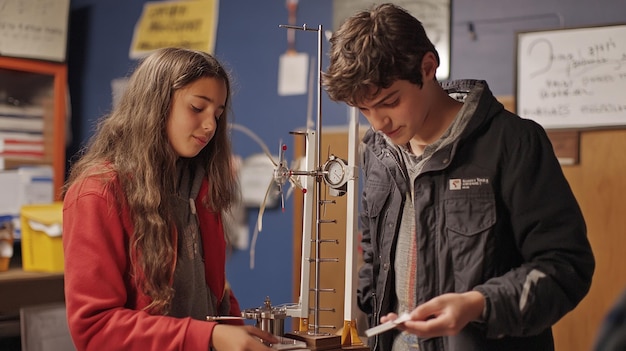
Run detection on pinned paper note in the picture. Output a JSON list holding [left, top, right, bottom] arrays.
[[129, 0, 219, 59], [0, 0, 70, 61], [278, 52, 309, 96]]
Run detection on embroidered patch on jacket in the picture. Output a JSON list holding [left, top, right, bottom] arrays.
[[449, 177, 490, 190]]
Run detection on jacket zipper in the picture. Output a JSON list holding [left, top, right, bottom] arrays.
[[372, 292, 379, 350], [371, 144, 410, 351]]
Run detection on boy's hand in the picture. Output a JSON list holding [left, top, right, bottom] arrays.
[[381, 291, 485, 338]]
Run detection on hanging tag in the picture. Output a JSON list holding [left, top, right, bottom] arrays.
[[278, 52, 309, 96]]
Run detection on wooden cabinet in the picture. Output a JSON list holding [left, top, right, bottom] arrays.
[[291, 127, 368, 337], [0, 57, 68, 347], [491, 97, 626, 351], [0, 56, 67, 199], [552, 129, 626, 351]]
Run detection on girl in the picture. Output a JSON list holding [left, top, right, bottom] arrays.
[[63, 47, 277, 351]]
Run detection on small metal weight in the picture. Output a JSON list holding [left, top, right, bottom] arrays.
[[242, 296, 287, 336]]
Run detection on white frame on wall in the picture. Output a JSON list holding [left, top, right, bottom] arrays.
[[516, 23, 626, 130]]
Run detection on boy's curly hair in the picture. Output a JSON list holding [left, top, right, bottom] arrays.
[[322, 3, 439, 106]]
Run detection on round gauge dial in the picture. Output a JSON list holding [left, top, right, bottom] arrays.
[[323, 156, 348, 188]]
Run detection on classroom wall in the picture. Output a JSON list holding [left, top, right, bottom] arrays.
[[65, 0, 626, 318]]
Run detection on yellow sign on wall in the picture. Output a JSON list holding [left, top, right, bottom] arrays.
[[129, 0, 219, 59]]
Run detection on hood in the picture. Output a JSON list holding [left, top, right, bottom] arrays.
[[440, 79, 506, 142]]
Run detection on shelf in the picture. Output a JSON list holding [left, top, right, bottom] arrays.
[[0, 268, 64, 316], [0, 56, 67, 200]]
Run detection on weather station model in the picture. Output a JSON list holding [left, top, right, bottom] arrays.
[[236, 17, 368, 351]]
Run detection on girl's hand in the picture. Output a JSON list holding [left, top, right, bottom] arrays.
[[211, 324, 279, 351]]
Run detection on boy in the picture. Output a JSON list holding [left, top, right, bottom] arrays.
[[322, 3, 594, 351]]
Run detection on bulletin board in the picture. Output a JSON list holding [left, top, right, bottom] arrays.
[[332, 0, 451, 81], [516, 24, 626, 130], [0, 0, 70, 62]]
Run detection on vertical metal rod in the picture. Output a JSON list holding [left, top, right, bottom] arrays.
[[278, 22, 325, 335], [313, 23, 323, 335], [316, 24, 322, 169]]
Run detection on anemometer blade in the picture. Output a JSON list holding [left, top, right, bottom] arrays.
[[257, 179, 275, 232], [229, 123, 278, 167]]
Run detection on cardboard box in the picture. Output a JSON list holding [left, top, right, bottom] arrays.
[[0, 166, 54, 240], [20, 202, 63, 272]]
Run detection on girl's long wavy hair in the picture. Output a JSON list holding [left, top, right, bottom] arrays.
[[63, 47, 237, 314]]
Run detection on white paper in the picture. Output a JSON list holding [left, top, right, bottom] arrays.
[[365, 312, 411, 337], [239, 153, 279, 208], [0, 0, 70, 62], [111, 77, 129, 108], [278, 52, 309, 96]]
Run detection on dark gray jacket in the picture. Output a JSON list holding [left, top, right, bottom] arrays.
[[357, 80, 595, 351]]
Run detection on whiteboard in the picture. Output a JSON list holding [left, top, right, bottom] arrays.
[[0, 0, 70, 62], [516, 24, 626, 129]]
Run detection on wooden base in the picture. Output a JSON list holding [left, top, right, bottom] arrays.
[[285, 331, 342, 351], [341, 346, 369, 351]]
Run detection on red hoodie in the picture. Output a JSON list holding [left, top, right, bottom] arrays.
[[63, 173, 242, 351]]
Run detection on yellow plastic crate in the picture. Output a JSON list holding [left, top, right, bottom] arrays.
[[20, 202, 64, 272]]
